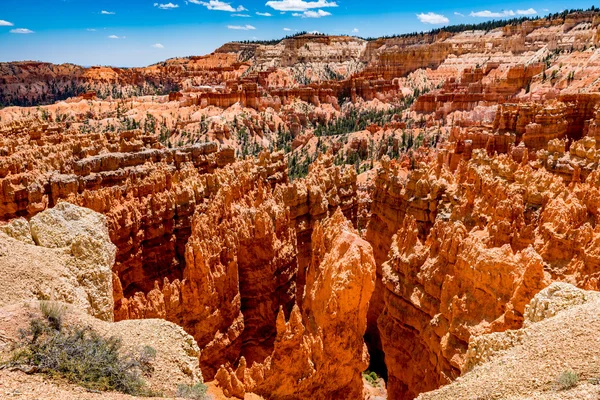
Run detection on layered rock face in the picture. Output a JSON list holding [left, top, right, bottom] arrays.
[[0, 117, 240, 297], [113, 154, 360, 381], [216, 209, 375, 399], [281, 155, 358, 297], [112, 156, 296, 377], [379, 216, 548, 398]]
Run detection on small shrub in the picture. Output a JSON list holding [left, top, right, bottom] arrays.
[[139, 345, 157, 376], [39, 301, 65, 331], [5, 311, 155, 396], [363, 370, 379, 386], [556, 370, 579, 390], [176, 382, 209, 399]]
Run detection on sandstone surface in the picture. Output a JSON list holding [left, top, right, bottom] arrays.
[[0, 202, 115, 321]]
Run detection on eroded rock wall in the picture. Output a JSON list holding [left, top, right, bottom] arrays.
[[216, 209, 375, 399], [372, 147, 600, 398]]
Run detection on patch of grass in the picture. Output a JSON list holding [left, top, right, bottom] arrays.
[[4, 303, 157, 396], [363, 370, 379, 386], [176, 382, 209, 399], [556, 370, 579, 390], [39, 301, 65, 331]]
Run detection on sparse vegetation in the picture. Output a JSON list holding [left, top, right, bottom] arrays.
[[176, 382, 209, 399], [363, 370, 380, 386], [556, 370, 579, 390], [4, 302, 157, 396], [39, 301, 66, 332]]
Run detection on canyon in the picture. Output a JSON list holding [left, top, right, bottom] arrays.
[[3, 8, 600, 400]]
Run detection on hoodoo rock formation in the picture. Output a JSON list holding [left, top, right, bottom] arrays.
[[215, 209, 375, 399], [114, 157, 298, 378], [7, 8, 600, 400]]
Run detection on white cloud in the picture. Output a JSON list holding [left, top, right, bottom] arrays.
[[283, 27, 292, 31], [86, 28, 97, 31], [469, 9, 535, 17], [542, 8, 549, 12], [227, 24, 256, 30], [309, 30, 320, 34], [293, 9, 331, 18], [10, 28, 34, 34], [232, 13, 251, 16], [469, 10, 515, 17], [266, 0, 337, 12], [517, 8, 537, 15], [0, 20, 14, 26], [454, 12, 465, 17], [189, 0, 246, 12], [152, 43, 165, 48], [108, 34, 123, 39], [352, 28, 359, 33], [416, 12, 449, 24], [101, 10, 115, 14], [256, 11, 272, 16], [154, 2, 179, 9]]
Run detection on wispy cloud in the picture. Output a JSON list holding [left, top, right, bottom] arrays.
[[283, 27, 292, 31], [517, 8, 537, 15], [154, 2, 179, 9], [454, 12, 465, 17], [86, 28, 97, 31], [256, 12, 272, 16], [232, 13, 251, 17], [266, 0, 337, 12], [352, 28, 359, 33], [101, 10, 115, 15], [152, 43, 165, 48], [416, 12, 449, 24], [293, 9, 331, 18], [542, 8, 549, 12], [470, 10, 513, 17], [227, 24, 256, 30], [0, 20, 14, 26], [189, 0, 246, 12], [108, 34, 124, 39], [469, 8, 536, 17], [10, 28, 34, 34]]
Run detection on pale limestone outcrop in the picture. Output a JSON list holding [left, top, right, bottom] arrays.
[[463, 282, 600, 373], [0, 203, 115, 321]]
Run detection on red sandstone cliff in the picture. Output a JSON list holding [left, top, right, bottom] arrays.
[[216, 208, 375, 399]]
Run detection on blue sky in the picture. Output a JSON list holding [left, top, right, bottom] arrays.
[[0, 0, 597, 67]]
